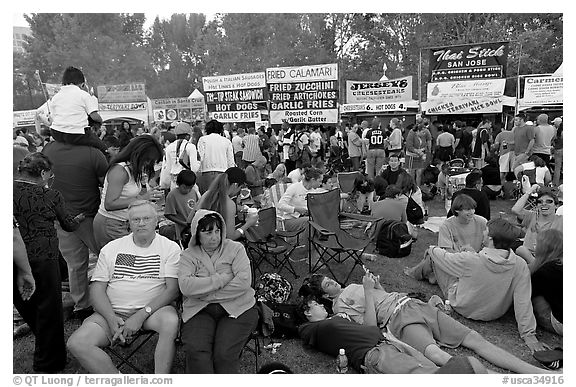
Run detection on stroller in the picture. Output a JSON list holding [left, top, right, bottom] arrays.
[[327, 146, 351, 175]]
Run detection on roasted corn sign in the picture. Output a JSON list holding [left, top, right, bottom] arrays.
[[266, 63, 339, 125]]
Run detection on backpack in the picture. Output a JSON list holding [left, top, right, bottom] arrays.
[[376, 220, 413, 258], [405, 195, 424, 224], [175, 139, 191, 170], [255, 273, 292, 304], [287, 132, 305, 161], [255, 273, 298, 338]]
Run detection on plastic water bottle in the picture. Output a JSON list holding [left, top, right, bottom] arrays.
[[336, 348, 348, 373], [444, 300, 453, 315]]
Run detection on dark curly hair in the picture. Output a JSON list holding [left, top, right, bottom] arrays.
[[109, 135, 163, 184], [205, 119, 224, 135], [18, 152, 52, 178], [61, 66, 85, 86]]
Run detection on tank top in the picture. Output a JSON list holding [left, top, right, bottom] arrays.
[[97, 162, 141, 221]]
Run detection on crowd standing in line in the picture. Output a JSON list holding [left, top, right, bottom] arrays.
[[13, 66, 563, 374]]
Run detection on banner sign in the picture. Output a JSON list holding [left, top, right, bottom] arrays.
[[522, 76, 563, 106], [429, 42, 509, 82], [205, 88, 267, 103], [203, 72, 266, 122], [151, 97, 194, 109], [341, 102, 408, 113], [206, 102, 268, 113], [267, 63, 338, 124], [97, 83, 147, 102], [426, 96, 504, 115], [13, 110, 37, 127], [98, 102, 147, 111], [427, 79, 506, 100], [208, 111, 262, 122], [150, 97, 201, 121], [345, 76, 412, 104], [202, 72, 266, 91], [266, 63, 338, 83], [269, 109, 339, 125]]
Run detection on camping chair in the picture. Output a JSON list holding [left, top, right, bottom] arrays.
[[337, 171, 362, 195], [244, 207, 304, 283], [105, 330, 157, 374], [307, 188, 376, 285]]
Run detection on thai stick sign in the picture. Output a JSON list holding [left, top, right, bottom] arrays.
[[522, 76, 563, 106], [429, 42, 509, 82], [202, 72, 267, 122], [345, 76, 412, 104], [266, 63, 338, 125]]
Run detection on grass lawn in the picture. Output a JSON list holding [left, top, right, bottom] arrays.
[[13, 196, 562, 374]]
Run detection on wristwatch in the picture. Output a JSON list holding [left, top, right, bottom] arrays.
[[237, 228, 245, 236], [144, 305, 152, 315]]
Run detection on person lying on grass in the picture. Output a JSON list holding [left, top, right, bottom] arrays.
[[300, 272, 555, 373], [405, 218, 549, 354], [297, 284, 488, 374]]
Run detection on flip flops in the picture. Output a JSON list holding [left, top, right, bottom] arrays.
[[533, 347, 563, 370]]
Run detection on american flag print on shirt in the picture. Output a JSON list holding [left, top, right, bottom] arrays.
[[113, 253, 161, 279]]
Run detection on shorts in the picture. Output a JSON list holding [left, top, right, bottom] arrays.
[[84, 310, 138, 345], [499, 152, 514, 173], [405, 154, 425, 170], [387, 299, 472, 354]]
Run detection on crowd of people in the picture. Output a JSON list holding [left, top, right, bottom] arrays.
[[13, 66, 563, 374]]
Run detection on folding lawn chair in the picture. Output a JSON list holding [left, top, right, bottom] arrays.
[[307, 188, 379, 285], [243, 207, 304, 282], [105, 330, 157, 374], [337, 171, 362, 195]]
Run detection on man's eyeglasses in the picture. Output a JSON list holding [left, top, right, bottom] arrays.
[[537, 199, 555, 205], [130, 216, 155, 224]]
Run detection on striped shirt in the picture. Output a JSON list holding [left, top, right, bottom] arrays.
[[242, 134, 263, 162]]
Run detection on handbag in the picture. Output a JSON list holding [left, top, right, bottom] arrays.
[[405, 195, 424, 224]]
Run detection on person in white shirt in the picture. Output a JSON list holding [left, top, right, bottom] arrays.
[[532, 114, 557, 167], [197, 120, 236, 194], [277, 167, 326, 247], [37, 66, 106, 152], [231, 128, 245, 167], [309, 126, 323, 163], [387, 118, 404, 157], [160, 122, 200, 190], [67, 200, 181, 373]]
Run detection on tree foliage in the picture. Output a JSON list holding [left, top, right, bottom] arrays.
[[14, 12, 562, 111]]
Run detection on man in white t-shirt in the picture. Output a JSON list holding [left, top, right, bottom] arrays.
[[67, 200, 181, 373]]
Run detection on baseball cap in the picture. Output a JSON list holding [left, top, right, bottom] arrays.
[[174, 122, 192, 136]]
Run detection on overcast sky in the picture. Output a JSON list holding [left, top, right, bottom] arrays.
[[12, 12, 179, 29]]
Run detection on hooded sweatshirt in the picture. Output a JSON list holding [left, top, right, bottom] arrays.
[[428, 246, 537, 345], [178, 209, 255, 323]]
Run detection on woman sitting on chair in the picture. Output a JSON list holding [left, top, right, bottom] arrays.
[[276, 166, 325, 234], [190, 167, 258, 241], [179, 210, 258, 373]]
